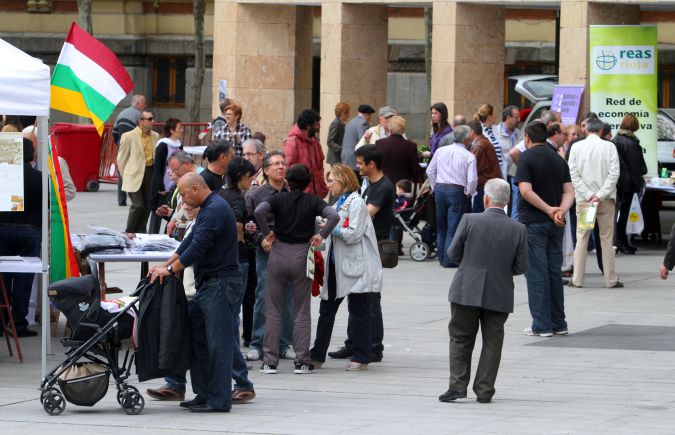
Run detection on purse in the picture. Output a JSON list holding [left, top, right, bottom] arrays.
[[378, 239, 399, 268]]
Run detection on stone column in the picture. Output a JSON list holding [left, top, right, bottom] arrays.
[[559, 1, 640, 113], [212, 1, 313, 146], [319, 2, 389, 149], [430, 1, 505, 120]]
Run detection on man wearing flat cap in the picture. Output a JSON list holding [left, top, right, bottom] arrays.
[[342, 104, 375, 168], [355, 106, 400, 150]]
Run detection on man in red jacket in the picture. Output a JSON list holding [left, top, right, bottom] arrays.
[[284, 109, 329, 199]]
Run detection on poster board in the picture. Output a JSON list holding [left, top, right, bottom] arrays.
[[589, 25, 658, 174], [0, 132, 24, 212]]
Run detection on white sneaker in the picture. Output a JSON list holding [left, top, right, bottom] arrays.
[[293, 362, 315, 374], [524, 327, 553, 337], [246, 349, 261, 361], [281, 348, 296, 360], [259, 363, 277, 374]]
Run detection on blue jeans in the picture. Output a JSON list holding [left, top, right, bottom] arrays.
[[249, 248, 293, 353], [524, 222, 567, 334], [165, 264, 252, 393], [435, 185, 469, 267], [0, 224, 41, 329], [472, 187, 485, 213], [189, 273, 242, 411], [509, 176, 519, 220], [232, 263, 253, 390]]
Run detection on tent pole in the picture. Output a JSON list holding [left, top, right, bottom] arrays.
[[38, 116, 49, 378]]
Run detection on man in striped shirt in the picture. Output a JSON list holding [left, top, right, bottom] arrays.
[[426, 125, 478, 268]]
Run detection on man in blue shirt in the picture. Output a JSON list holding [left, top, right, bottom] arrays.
[[150, 172, 246, 412]]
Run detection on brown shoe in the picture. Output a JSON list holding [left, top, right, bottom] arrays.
[[232, 388, 256, 404], [146, 386, 185, 401]]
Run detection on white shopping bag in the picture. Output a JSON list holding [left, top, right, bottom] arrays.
[[306, 246, 315, 281], [626, 193, 645, 235], [562, 211, 574, 272]]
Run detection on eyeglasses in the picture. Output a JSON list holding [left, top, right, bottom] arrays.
[[266, 161, 287, 168], [243, 152, 261, 157]]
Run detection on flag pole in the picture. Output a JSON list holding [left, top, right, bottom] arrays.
[[39, 116, 50, 378]]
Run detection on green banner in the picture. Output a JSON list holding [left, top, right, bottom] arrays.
[[590, 25, 658, 174]]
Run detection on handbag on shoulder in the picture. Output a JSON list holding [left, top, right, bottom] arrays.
[[378, 239, 399, 268]]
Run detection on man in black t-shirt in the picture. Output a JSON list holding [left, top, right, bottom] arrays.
[[328, 145, 394, 363], [515, 122, 574, 338], [362, 175, 395, 241], [201, 140, 233, 192]]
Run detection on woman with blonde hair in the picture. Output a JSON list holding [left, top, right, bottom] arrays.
[[612, 113, 647, 254], [474, 104, 505, 179], [310, 164, 382, 371]]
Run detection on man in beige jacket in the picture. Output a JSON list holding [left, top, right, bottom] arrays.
[[568, 117, 621, 288], [117, 111, 159, 233]]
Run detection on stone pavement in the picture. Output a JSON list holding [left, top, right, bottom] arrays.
[[2, 184, 675, 434]]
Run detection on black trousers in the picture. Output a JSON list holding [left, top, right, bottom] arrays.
[[311, 251, 372, 363], [615, 191, 634, 247], [241, 249, 257, 343], [449, 303, 509, 399]]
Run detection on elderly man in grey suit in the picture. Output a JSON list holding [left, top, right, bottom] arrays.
[[439, 178, 528, 404], [341, 104, 374, 168]]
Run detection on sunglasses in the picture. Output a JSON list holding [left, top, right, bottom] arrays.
[[141, 117, 154, 121]]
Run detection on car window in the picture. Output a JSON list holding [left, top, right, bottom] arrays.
[[658, 112, 675, 141], [523, 80, 556, 100]]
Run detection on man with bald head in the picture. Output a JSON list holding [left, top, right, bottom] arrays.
[[150, 172, 245, 413]]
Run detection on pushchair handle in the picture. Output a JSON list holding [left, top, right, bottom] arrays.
[[78, 322, 103, 334]]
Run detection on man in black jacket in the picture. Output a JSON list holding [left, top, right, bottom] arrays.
[[135, 276, 191, 383]]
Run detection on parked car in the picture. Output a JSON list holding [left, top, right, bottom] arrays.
[[657, 108, 675, 170], [509, 74, 558, 129]]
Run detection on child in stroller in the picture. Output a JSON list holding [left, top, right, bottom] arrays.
[[40, 273, 143, 416], [393, 179, 437, 261]]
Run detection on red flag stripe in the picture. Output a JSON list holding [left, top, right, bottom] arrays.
[[65, 22, 134, 94]]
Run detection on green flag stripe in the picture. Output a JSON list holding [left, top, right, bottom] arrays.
[[51, 64, 117, 123], [50, 178, 68, 282]]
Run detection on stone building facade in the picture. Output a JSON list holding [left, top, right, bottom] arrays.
[[4, 0, 675, 145]]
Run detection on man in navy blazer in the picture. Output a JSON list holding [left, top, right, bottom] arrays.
[[439, 178, 528, 404]]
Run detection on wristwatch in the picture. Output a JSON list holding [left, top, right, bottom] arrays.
[[167, 265, 175, 275]]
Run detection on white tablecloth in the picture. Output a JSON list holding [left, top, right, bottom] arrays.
[[0, 256, 43, 274]]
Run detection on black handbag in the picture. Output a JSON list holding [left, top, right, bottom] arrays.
[[378, 239, 399, 268]]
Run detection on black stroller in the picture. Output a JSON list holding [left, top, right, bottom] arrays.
[[393, 180, 437, 261], [40, 272, 143, 416]]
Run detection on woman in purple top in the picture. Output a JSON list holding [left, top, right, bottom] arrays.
[[427, 102, 452, 159]]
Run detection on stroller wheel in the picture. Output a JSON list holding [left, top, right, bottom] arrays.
[[410, 242, 430, 262], [42, 388, 66, 416], [120, 389, 145, 415], [117, 384, 139, 405]]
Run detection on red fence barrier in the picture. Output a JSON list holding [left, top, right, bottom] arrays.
[[98, 122, 209, 184]]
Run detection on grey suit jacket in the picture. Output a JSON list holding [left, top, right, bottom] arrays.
[[448, 208, 528, 313], [326, 117, 345, 165], [342, 115, 369, 168]]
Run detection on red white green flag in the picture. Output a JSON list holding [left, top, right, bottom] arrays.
[[50, 22, 134, 135], [49, 141, 80, 282]]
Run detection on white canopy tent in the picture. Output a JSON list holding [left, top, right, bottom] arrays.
[[0, 38, 52, 376]]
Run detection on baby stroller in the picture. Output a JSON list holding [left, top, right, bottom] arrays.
[[393, 180, 437, 261], [40, 270, 143, 416]]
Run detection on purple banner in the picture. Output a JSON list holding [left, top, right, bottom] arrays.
[[551, 85, 584, 125]]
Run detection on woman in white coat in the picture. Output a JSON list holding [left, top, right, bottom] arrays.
[[309, 164, 383, 371]]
